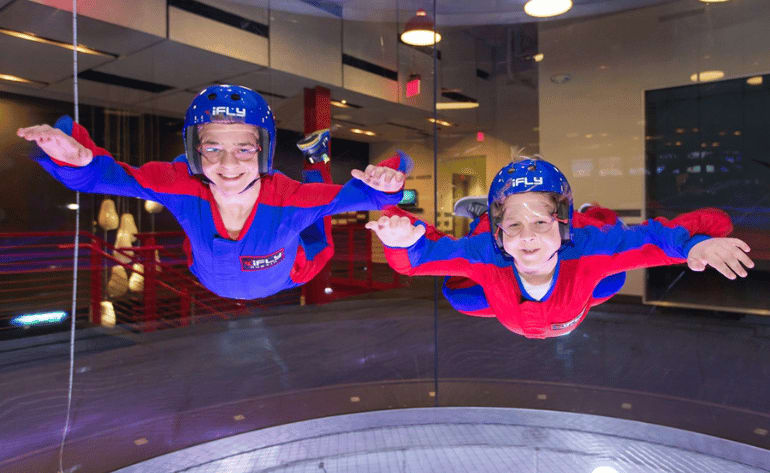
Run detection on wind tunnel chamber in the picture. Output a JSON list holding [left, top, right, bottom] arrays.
[[0, 0, 768, 472]]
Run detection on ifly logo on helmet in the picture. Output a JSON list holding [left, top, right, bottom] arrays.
[[512, 177, 543, 187], [211, 106, 246, 118]]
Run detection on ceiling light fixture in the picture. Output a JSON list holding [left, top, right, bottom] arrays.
[[746, 76, 763, 86], [400, 9, 441, 46], [435, 101, 479, 110], [0, 28, 115, 57], [0, 73, 47, 86], [350, 128, 376, 136], [331, 99, 361, 109], [428, 117, 453, 127], [533, 53, 545, 62], [690, 70, 724, 82], [699, 0, 730, 3], [524, 0, 573, 18]]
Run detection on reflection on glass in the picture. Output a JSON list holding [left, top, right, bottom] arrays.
[[1, 0, 769, 471]]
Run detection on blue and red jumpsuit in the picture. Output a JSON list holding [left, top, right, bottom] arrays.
[[35, 116, 410, 300], [382, 206, 732, 339]]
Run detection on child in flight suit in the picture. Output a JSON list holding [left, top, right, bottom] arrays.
[[367, 157, 753, 339], [18, 84, 412, 300]]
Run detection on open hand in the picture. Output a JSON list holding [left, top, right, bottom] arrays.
[[351, 165, 405, 193], [365, 215, 426, 248], [17, 124, 92, 166], [687, 237, 754, 280]]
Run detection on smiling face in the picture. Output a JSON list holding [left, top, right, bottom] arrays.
[[198, 122, 261, 196], [498, 192, 563, 274]]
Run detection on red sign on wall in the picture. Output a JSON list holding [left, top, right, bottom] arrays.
[[406, 75, 421, 98]]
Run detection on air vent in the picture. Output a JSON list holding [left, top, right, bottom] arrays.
[[441, 90, 478, 103], [79, 70, 173, 93], [168, 0, 269, 38], [342, 55, 398, 81]]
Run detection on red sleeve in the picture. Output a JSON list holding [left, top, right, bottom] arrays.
[[662, 208, 732, 238]]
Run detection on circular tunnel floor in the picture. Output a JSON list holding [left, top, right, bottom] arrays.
[[115, 407, 770, 473]]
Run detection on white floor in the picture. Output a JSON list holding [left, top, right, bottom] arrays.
[[116, 407, 770, 473]]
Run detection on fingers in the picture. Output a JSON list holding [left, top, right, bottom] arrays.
[[413, 223, 426, 239], [712, 240, 753, 278], [364, 215, 390, 233], [689, 238, 754, 280], [704, 247, 742, 279], [714, 249, 746, 278], [388, 215, 410, 231], [365, 215, 423, 247], [728, 238, 751, 254], [687, 257, 706, 271], [354, 165, 406, 191], [735, 249, 755, 270], [17, 124, 56, 142], [369, 166, 387, 186], [709, 257, 738, 280]]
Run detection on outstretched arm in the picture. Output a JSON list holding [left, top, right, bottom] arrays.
[[18, 115, 196, 204], [17, 123, 95, 167], [366, 213, 489, 278], [570, 208, 753, 280], [281, 151, 413, 229]]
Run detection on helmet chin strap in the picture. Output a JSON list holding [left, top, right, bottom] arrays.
[[238, 175, 261, 194]]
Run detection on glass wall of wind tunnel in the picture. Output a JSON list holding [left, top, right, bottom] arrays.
[[0, 1, 438, 472], [434, 0, 770, 450]]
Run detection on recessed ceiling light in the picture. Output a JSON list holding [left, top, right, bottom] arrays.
[[533, 53, 544, 62], [350, 128, 376, 136], [699, 0, 730, 3], [690, 70, 724, 82], [435, 102, 479, 110], [0, 73, 47, 86], [427, 118, 453, 127], [0, 28, 115, 57], [746, 76, 763, 86], [524, 0, 573, 18], [331, 99, 361, 109]]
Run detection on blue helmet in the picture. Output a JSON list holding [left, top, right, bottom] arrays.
[[183, 84, 276, 176], [488, 157, 574, 249]]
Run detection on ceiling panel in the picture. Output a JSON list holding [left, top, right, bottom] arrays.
[[45, 78, 159, 108], [0, 0, 163, 56], [134, 90, 199, 117], [93, 40, 263, 90], [0, 34, 114, 83], [226, 68, 316, 103]]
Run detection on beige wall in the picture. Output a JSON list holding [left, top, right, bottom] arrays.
[[538, 0, 770, 295], [368, 75, 540, 263]]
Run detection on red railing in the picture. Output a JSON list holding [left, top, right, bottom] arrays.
[[0, 225, 400, 335], [329, 224, 400, 294]]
